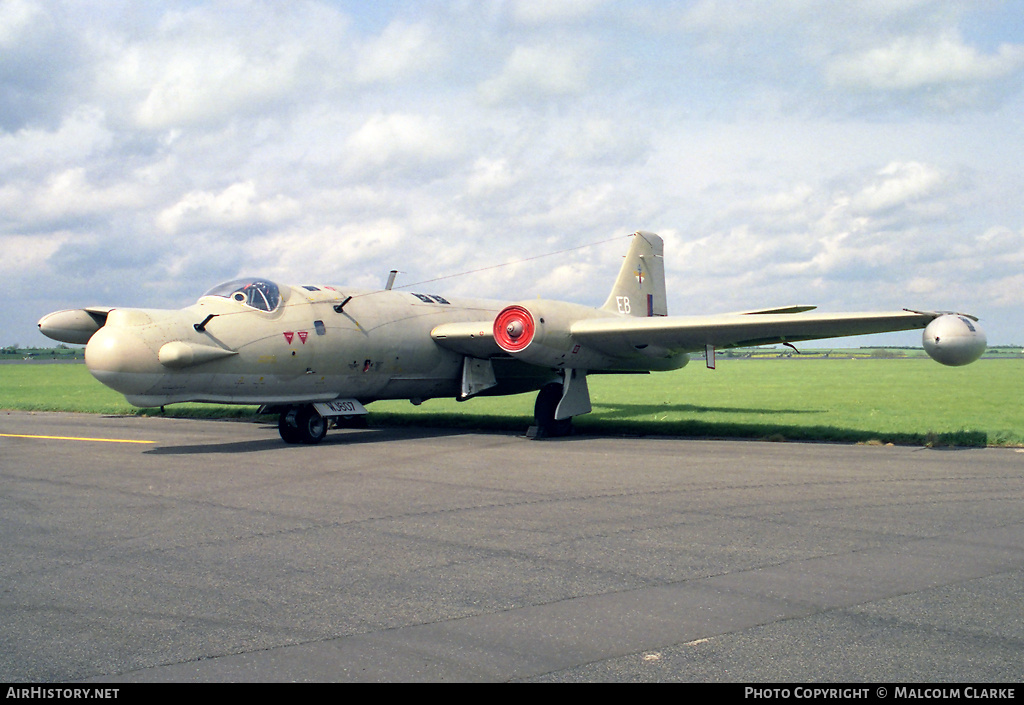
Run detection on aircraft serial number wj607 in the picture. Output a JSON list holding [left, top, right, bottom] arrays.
[[39, 232, 986, 444]]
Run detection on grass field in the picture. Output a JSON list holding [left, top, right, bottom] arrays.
[[1, 358, 1020, 446]]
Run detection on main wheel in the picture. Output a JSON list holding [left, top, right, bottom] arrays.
[[278, 405, 328, 444], [533, 383, 573, 438], [278, 407, 302, 444]]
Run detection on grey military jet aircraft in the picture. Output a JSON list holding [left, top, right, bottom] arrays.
[[38, 232, 986, 443]]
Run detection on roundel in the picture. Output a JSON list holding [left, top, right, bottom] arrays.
[[493, 305, 535, 352]]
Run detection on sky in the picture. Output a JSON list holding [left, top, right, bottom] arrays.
[[3, 0, 1023, 349]]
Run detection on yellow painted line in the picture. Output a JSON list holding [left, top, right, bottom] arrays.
[[0, 433, 155, 444]]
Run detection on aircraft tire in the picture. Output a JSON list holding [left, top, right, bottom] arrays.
[[295, 406, 328, 444], [278, 405, 328, 444], [278, 407, 303, 444], [534, 383, 572, 438]]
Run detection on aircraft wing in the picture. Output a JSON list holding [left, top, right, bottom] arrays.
[[433, 306, 984, 369], [569, 309, 938, 357], [433, 309, 937, 359]]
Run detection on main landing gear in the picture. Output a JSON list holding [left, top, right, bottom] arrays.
[[531, 370, 592, 439], [278, 405, 328, 444], [533, 383, 574, 438]]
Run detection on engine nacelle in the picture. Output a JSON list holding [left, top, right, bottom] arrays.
[[492, 301, 616, 369], [922, 314, 986, 366], [38, 308, 110, 345]]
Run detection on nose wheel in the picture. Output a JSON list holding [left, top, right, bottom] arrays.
[[278, 405, 328, 444]]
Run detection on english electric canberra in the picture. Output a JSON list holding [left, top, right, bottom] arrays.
[[38, 232, 986, 443]]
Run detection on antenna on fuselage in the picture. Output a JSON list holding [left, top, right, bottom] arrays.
[[333, 270, 400, 313], [194, 314, 217, 332]]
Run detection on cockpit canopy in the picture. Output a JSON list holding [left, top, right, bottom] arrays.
[[202, 278, 281, 312]]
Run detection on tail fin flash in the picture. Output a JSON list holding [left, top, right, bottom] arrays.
[[601, 231, 667, 317]]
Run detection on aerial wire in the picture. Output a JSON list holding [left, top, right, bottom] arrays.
[[392, 234, 629, 291], [222, 233, 633, 317]]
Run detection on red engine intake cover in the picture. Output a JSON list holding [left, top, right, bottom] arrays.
[[493, 305, 535, 352]]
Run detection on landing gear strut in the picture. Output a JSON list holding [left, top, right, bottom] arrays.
[[278, 405, 328, 444], [533, 383, 573, 438]]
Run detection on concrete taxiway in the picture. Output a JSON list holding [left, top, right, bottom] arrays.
[[1, 411, 1022, 682]]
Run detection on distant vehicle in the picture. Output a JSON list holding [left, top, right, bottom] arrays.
[[38, 232, 985, 443]]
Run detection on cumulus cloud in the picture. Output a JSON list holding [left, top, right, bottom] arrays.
[[681, 0, 938, 34], [5, 2, 1023, 346], [975, 225, 1024, 257], [0, 232, 73, 276], [479, 43, 591, 104], [0, 166, 149, 234], [352, 21, 444, 84], [556, 118, 651, 165], [0, 0, 45, 49], [0, 0, 88, 130], [92, 3, 351, 131], [248, 219, 410, 288], [343, 113, 463, 172], [104, 38, 309, 131], [664, 157, 977, 319], [0, 107, 112, 174], [849, 161, 950, 214], [509, 0, 609, 24], [466, 157, 518, 195], [156, 181, 301, 234], [827, 32, 1024, 91]]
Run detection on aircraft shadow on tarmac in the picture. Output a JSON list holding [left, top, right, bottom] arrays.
[[142, 424, 468, 455], [588, 401, 822, 416], [578, 403, 987, 447], [142, 412, 988, 452]]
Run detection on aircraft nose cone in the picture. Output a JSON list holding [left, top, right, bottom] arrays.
[[85, 325, 160, 395]]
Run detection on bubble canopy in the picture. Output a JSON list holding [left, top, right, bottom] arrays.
[[202, 278, 282, 312]]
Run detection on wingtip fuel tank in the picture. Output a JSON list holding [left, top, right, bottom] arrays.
[[922, 314, 986, 366]]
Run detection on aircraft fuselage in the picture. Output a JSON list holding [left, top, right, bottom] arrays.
[[83, 285, 558, 407]]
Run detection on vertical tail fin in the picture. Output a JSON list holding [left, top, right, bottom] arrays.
[[600, 231, 667, 317]]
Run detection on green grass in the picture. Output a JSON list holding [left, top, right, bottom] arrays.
[[2, 359, 1021, 446], [0, 364, 256, 419], [371, 359, 1023, 447]]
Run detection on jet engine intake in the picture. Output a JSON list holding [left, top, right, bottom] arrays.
[[492, 301, 615, 369], [37, 308, 111, 345], [493, 305, 535, 352], [922, 314, 986, 366]]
